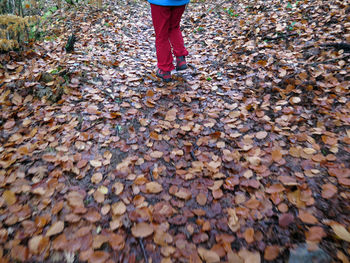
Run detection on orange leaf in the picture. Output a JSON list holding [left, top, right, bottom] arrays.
[[264, 245, 280, 261], [244, 228, 254, 243], [88, 251, 110, 263]]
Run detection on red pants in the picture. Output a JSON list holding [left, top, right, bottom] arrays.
[[150, 4, 189, 72]]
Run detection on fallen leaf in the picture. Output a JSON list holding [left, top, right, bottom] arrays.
[[150, 151, 164, 158], [256, 131, 268, 139], [2, 190, 16, 206], [91, 173, 103, 184], [265, 184, 285, 194], [321, 183, 337, 199], [298, 211, 318, 224], [244, 228, 254, 243], [165, 108, 177, 121], [28, 235, 49, 254], [112, 201, 126, 216], [146, 181, 163, 194], [196, 192, 207, 206], [46, 221, 64, 237], [90, 160, 102, 168], [198, 247, 220, 263], [330, 223, 350, 242], [271, 149, 283, 162], [174, 188, 192, 200], [306, 226, 326, 242], [238, 249, 261, 263], [264, 245, 280, 261], [131, 222, 154, 238]]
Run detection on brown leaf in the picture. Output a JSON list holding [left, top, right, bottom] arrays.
[[28, 235, 49, 254], [2, 190, 16, 206], [196, 192, 207, 206], [305, 226, 326, 242], [298, 211, 318, 224], [321, 183, 337, 199], [244, 228, 254, 243], [271, 149, 283, 162], [198, 247, 220, 263], [279, 213, 294, 228], [109, 233, 125, 250], [150, 151, 164, 158], [174, 187, 192, 200], [255, 131, 268, 139], [238, 249, 261, 263], [46, 221, 64, 237], [85, 209, 101, 222], [131, 222, 154, 238], [264, 245, 280, 261], [88, 251, 110, 263], [245, 198, 261, 209], [165, 108, 177, 121], [11, 245, 29, 261], [112, 201, 126, 216], [146, 182, 163, 194], [265, 184, 285, 194]]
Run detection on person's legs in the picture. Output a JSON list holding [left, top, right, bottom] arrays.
[[169, 5, 188, 58], [150, 4, 174, 72]]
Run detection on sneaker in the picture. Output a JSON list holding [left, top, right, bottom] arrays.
[[156, 69, 172, 82], [176, 56, 188, 71]]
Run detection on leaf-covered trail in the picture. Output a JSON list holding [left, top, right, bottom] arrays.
[[0, 0, 350, 262]]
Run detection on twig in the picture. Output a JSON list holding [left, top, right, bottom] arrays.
[[81, 118, 104, 132], [138, 238, 148, 263]]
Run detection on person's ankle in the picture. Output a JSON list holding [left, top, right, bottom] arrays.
[[176, 56, 187, 71]]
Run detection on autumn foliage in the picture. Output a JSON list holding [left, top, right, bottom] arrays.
[[0, 0, 349, 262]]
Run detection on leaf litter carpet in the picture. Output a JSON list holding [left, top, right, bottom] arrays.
[[0, 0, 349, 262]]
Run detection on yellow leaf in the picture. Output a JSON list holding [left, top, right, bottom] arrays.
[[331, 223, 350, 242], [98, 186, 108, 194], [90, 160, 102, 168], [303, 148, 316, 155]]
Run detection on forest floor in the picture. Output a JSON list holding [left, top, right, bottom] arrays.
[[0, 0, 349, 262]]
